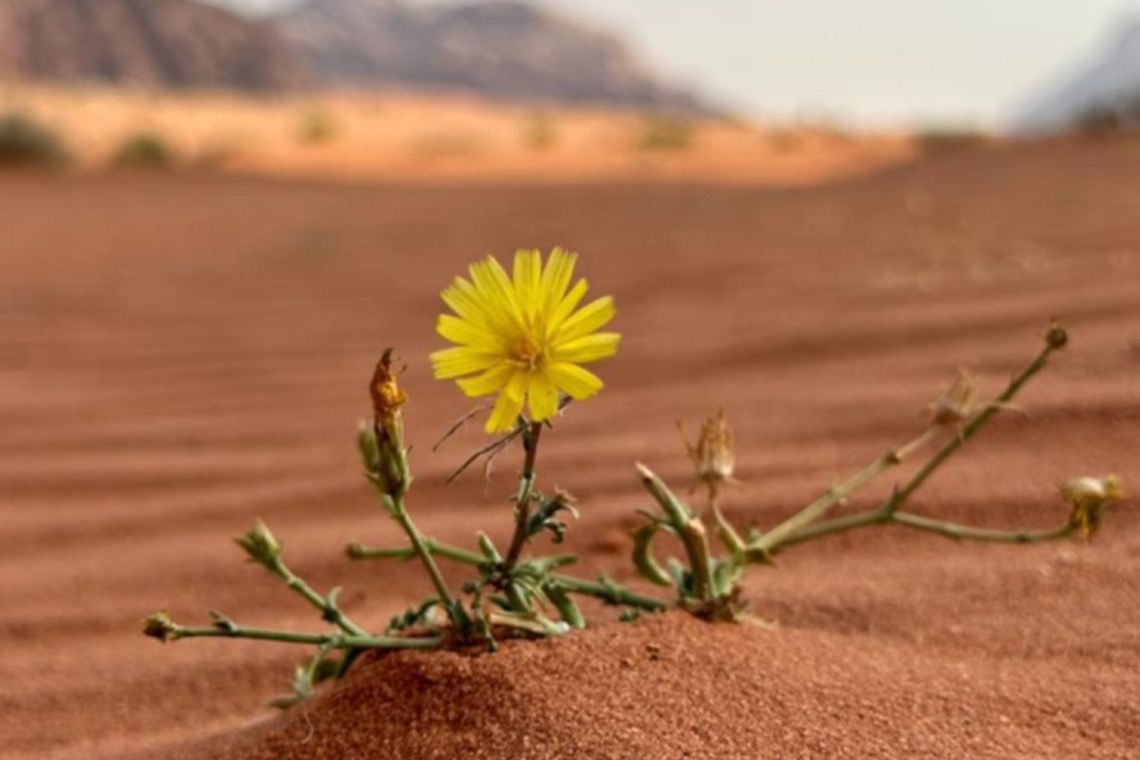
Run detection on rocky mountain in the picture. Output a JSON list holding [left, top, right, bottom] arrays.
[[275, 0, 707, 112], [1012, 18, 1140, 133], [0, 0, 300, 91]]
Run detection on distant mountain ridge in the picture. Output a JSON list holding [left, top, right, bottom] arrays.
[[0, 0, 300, 91], [274, 0, 708, 112], [1012, 18, 1140, 133]]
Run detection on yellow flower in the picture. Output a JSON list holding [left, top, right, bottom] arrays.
[[431, 248, 620, 433], [1061, 474, 1124, 540]]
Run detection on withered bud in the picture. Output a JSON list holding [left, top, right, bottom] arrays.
[[365, 349, 411, 498], [369, 348, 407, 430], [1044, 321, 1069, 350], [235, 519, 282, 567], [680, 409, 738, 495], [143, 611, 178, 643], [1061, 474, 1124, 541], [927, 368, 978, 429]]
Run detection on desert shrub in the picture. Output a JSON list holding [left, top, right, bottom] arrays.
[[916, 127, 989, 154], [1075, 105, 1127, 137], [111, 131, 176, 170], [522, 111, 557, 150], [144, 249, 1122, 710], [637, 116, 695, 152], [0, 111, 67, 167], [298, 106, 337, 145]]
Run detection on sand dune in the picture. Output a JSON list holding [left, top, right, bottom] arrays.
[[1, 137, 1138, 758]]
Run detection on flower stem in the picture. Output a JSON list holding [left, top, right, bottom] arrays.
[[763, 334, 1069, 556], [346, 539, 668, 612], [752, 428, 935, 554], [502, 421, 544, 573], [388, 495, 457, 616], [267, 557, 367, 636], [636, 463, 714, 602], [752, 332, 1062, 558], [768, 508, 1075, 551], [168, 621, 441, 649]]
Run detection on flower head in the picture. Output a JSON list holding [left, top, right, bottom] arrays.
[[431, 248, 620, 433], [927, 368, 978, 429], [1061, 474, 1124, 540], [680, 409, 738, 497]]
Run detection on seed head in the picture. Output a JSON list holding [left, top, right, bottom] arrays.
[[681, 409, 738, 498], [1061, 474, 1124, 541], [927, 368, 978, 429], [143, 611, 178, 643]]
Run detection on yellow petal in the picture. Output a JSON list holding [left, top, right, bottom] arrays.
[[538, 248, 577, 320], [527, 370, 560, 422], [512, 249, 542, 324], [486, 385, 525, 433], [430, 347, 499, 379], [470, 256, 523, 331], [550, 332, 620, 364], [437, 314, 504, 350], [553, 295, 615, 343], [441, 277, 493, 329], [548, 362, 604, 400], [545, 278, 588, 339], [456, 363, 515, 397]]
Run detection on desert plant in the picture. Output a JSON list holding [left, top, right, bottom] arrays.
[[917, 127, 989, 154], [0, 111, 67, 167], [297, 106, 337, 145], [110, 131, 176, 170], [637, 116, 695, 152], [145, 248, 1125, 708], [522, 111, 557, 150]]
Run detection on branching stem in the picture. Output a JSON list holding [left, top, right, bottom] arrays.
[[167, 622, 441, 650]]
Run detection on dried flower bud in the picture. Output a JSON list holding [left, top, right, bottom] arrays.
[[143, 611, 178, 643], [680, 409, 738, 497], [370, 348, 407, 429], [1044, 321, 1068, 350], [366, 349, 411, 498], [235, 519, 282, 567], [927, 368, 978, 428], [1061, 474, 1124, 541]]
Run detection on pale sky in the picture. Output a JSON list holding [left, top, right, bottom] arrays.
[[219, 0, 1138, 128]]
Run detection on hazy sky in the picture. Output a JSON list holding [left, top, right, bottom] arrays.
[[219, 0, 1137, 128]]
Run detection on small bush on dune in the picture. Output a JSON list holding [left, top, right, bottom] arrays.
[[0, 111, 68, 167], [111, 132, 176, 170], [522, 111, 557, 151], [144, 248, 1125, 714], [637, 116, 696, 152], [917, 127, 989, 154], [298, 107, 338, 145]]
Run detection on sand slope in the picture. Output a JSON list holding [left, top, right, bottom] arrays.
[[1, 137, 1138, 758]]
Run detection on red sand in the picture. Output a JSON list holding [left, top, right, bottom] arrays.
[[1, 137, 1138, 759]]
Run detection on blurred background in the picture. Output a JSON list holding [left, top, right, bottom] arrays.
[[2, 3, 1139, 758], [3, 0, 1140, 178]]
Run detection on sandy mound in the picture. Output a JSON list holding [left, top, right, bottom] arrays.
[[153, 601, 1140, 760], [151, 608, 1137, 760]]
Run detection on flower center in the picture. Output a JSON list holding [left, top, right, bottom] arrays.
[[513, 336, 541, 369]]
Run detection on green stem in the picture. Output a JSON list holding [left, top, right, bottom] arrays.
[[169, 623, 441, 649], [268, 558, 367, 636], [347, 539, 668, 612], [503, 422, 543, 573], [389, 496, 456, 613], [758, 332, 1065, 556], [877, 340, 1060, 519], [636, 463, 714, 601], [348, 539, 486, 566], [549, 574, 668, 611], [768, 508, 1075, 552], [753, 428, 935, 553]]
